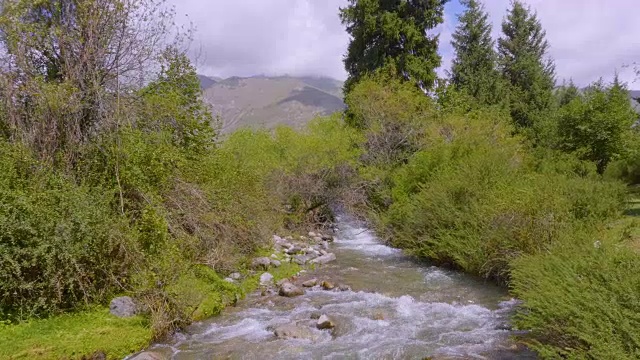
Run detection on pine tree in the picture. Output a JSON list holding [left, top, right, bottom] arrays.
[[498, 1, 555, 129], [556, 79, 579, 107], [450, 0, 504, 106], [340, 0, 448, 94]]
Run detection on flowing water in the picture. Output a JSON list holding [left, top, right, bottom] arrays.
[[147, 217, 536, 359]]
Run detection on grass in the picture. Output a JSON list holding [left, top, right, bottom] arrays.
[[0, 308, 151, 360], [0, 251, 302, 360]]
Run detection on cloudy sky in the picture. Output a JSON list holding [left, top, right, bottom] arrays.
[[169, 0, 639, 87]]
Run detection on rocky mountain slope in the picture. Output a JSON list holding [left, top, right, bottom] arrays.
[[198, 75, 345, 133]]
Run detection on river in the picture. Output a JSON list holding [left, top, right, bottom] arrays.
[[145, 216, 536, 359]]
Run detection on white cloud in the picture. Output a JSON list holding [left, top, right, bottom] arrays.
[[169, 0, 640, 87], [168, 0, 349, 80]]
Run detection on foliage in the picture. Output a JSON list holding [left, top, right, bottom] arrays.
[[511, 219, 640, 360], [557, 78, 637, 173], [140, 47, 216, 155], [0, 140, 136, 320], [340, 0, 448, 93], [450, 0, 506, 107], [498, 0, 555, 131]]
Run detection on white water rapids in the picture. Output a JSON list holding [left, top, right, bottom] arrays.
[[146, 217, 536, 359]]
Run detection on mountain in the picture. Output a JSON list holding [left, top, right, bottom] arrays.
[[198, 75, 219, 90], [200, 75, 345, 133]]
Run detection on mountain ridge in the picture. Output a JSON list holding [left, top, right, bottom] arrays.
[[199, 75, 345, 133]]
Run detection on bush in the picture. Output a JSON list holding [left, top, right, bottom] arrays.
[[0, 141, 135, 319], [378, 111, 625, 282], [511, 222, 640, 359]]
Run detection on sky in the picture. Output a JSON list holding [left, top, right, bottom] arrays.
[[169, 0, 640, 87]]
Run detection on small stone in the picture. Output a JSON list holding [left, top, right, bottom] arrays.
[[278, 282, 305, 297], [270, 259, 281, 267], [338, 284, 351, 292], [229, 272, 242, 280], [313, 236, 323, 243], [310, 311, 321, 320], [224, 277, 235, 283], [260, 272, 274, 285], [310, 253, 336, 265], [322, 234, 334, 242], [321, 241, 330, 250], [286, 246, 304, 255], [308, 231, 317, 237], [293, 255, 310, 265], [321, 281, 335, 290], [316, 315, 335, 330], [273, 235, 283, 243], [273, 323, 315, 340], [319, 249, 328, 256], [271, 254, 278, 258], [251, 257, 272, 270], [302, 279, 318, 287], [109, 296, 137, 318], [373, 312, 385, 321], [128, 351, 167, 360]]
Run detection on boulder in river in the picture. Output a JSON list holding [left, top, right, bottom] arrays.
[[302, 278, 318, 287], [321, 281, 335, 290], [310, 253, 336, 265], [338, 284, 352, 292], [251, 257, 272, 270], [316, 314, 335, 330], [273, 323, 316, 340], [278, 282, 305, 297], [109, 296, 137, 318]]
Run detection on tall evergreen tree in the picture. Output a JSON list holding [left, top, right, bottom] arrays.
[[498, 1, 555, 129], [450, 0, 504, 106], [340, 0, 448, 94]]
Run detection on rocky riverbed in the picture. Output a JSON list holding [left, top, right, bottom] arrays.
[[130, 216, 537, 360]]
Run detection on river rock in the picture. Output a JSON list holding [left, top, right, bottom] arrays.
[[316, 315, 335, 330], [109, 296, 137, 318], [278, 282, 304, 297], [319, 249, 328, 256], [321, 241, 330, 250], [273, 235, 283, 243], [286, 245, 304, 255], [260, 272, 274, 285], [251, 257, 272, 270], [270, 259, 281, 267], [338, 284, 352, 292], [310, 311, 321, 320], [321, 281, 335, 290], [310, 253, 336, 265], [313, 236, 323, 243], [293, 255, 310, 265], [273, 323, 315, 340], [128, 351, 167, 360], [229, 272, 242, 280], [322, 234, 334, 242], [302, 278, 318, 287], [308, 231, 317, 237]]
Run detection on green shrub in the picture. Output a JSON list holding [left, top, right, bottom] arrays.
[[379, 112, 625, 282], [511, 223, 640, 359], [0, 141, 135, 319]]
